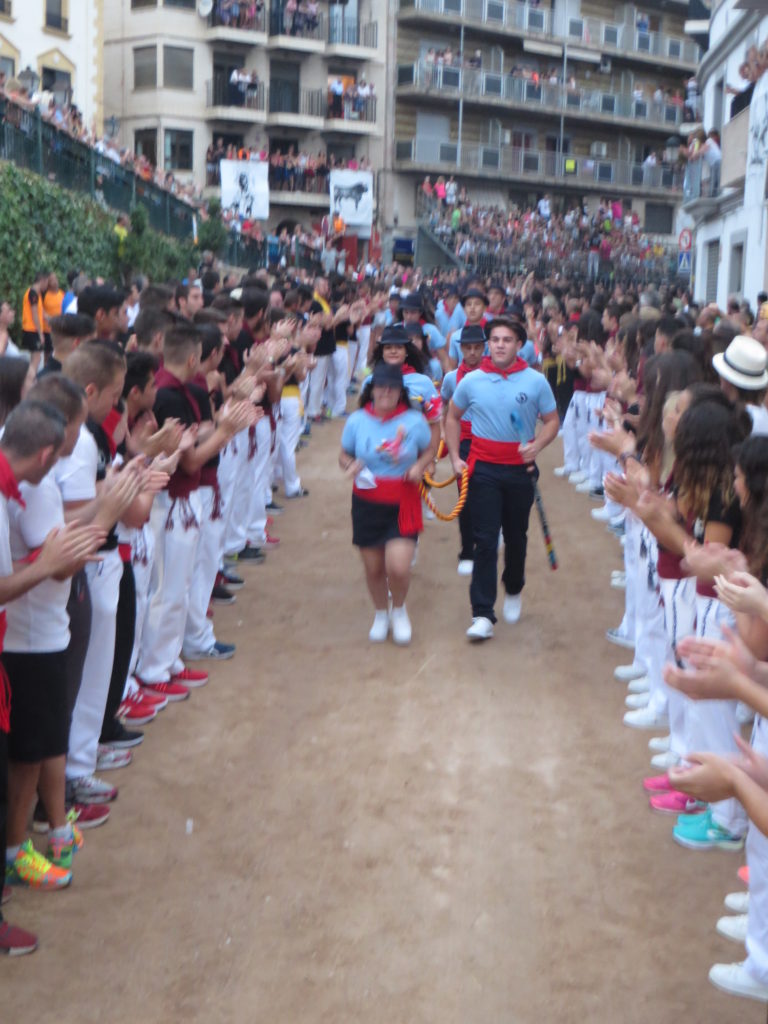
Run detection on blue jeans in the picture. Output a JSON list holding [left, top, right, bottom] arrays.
[[469, 461, 536, 622]]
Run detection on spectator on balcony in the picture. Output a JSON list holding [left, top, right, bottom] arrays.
[[636, 11, 649, 34], [329, 77, 344, 118], [435, 176, 447, 208], [305, 0, 319, 32], [356, 78, 372, 117], [684, 75, 700, 123], [284, 0, 297, 34], [446, 175, 457, 207]]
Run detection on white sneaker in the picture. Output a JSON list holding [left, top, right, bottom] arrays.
[[627, 676, 650, 693], [96, 745, 133, 772], [615, 663, 646, 682], [626, 692, 650, 709], [368, 610, 390, 643], [716, 914, 748, 945], [575, 480, 592, 493], [390, 605, 412, 645], [457, 559, 473, 577], [736, 701, 755, 726], [610, 575, 626, 590], [651, 750, 681, 770], [606, 628, 635, 651], [554, 466, 574, 477], [709, 961, 768, 1003], [591, 505, 614, 522], [648, 734, 671, 753], [502, 594, 521, 624], [624, 706, 669, 730], [467, 617, 494, 641], [610, 513, 625, 529], [423, 506, 436, 521], [569, 470, 587, 484], [724, 892, 749, 914]]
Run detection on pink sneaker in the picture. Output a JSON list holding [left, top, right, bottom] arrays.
[[642, 773, 672, 793], [649, 790, 706, 815]]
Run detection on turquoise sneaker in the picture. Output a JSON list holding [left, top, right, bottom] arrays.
[[673, 809, 745, 851]]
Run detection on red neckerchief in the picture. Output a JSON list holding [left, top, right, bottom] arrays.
[[155, 367, 202, 422], [400, 364, 417, 376], [101, 407, 122, 459], [0, 449, 24, 508], [456, 360, 479, 383], [364, 402, 409, 422], [479, 356, 527, 378]]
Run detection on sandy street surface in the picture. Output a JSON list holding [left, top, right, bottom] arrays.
[[2, 420, 760, 1024]]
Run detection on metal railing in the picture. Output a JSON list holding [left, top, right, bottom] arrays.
[[399, 0, 700, 64], [326, 94, 377, 124], [683, 158, 721, 203], [398, 62, 682, 128], [327, 19, 378, 47], [206, 74, 266, 110], [268, 85, 325, 117], [396, 138, 683, 191], [269, 6, 325, 40], [207, 2, 266, 31], [0, 97, 197, 240]]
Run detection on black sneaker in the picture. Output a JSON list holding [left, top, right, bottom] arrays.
[[212, 583, 236, 604], [238, 545, 266, 562], [589, 486, 605, 501], [286, 488, 310, 499], [99, 720, 145, 749], [265, 501, 284, 515], [219, 568, 244, 590]]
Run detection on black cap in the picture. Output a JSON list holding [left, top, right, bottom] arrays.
[[462, 286, 487, 303], [488, 280, 506, 295], [444, 284, 460, 297], [404, 321, 426, 339], [371, 362, 404, 389], [379, 325, 409, 346], [458, 324, 486, 345], [400, 293, 423, 311]]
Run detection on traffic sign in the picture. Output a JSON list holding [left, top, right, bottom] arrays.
[[678, 228, 692, 252], [678, 251, 691, 275]]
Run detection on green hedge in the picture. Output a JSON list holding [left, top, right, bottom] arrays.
[[0, 162, 196, 317]]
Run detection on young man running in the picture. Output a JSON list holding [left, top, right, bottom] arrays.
[[445, 317, 559, 641]]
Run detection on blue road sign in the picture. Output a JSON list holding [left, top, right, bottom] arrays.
[[678, 251, 691, 275]]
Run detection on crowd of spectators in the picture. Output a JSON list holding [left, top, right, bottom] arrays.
[[205, 139, 370, 192], [210, 0, 266, 30]]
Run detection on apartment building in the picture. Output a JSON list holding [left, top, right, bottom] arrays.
[[384, 0, 700, 240], [683, 0, 768, 308], [103, 0, 386, 232], [0, 0, 104, 128]]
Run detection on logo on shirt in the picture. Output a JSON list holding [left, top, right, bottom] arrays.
[[376, 427, 406, 463], [516, 393, 528, 404]]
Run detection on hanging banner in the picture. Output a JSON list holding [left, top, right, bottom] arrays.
[[329, 169, 373, 227], [220, 160, 269, 220]]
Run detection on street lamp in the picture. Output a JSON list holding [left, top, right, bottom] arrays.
[[664, 135, 681, 165], [106, 114, 120, 139]]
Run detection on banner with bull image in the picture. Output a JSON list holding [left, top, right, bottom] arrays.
[[329, 169, 373, 228], [220, 160, 269, 221]]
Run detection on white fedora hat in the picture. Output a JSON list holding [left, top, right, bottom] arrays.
[[712, 335, 768, 391]]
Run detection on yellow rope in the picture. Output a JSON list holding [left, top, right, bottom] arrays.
[[420, 441, 470, 521]]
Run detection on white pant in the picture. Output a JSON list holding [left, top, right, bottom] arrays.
[[276, 395, 303, 497], [659, 576, 696, 757], [746, 715, 768, 984], [246, 415, 273, 546], [307, 355, 332, 418], [561, 389, 586, 472], [353, 325, 371, 379], [689, 595, 747, 837], [136, 491, 201, 683], [329, 346, 349, 416], [184, 484, 225, 655], [222, 427, 253, 557], [66, 549, 122, 780], [125, 523, 155, 697], [586, 391, 607, 489], [634, 531, 668, 717]]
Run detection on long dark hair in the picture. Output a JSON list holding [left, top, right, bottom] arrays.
[[373, 340, 427, 375], [637, 350, 702, 475], [674, 395, 750, 521], [734, 435, 768, 578], [0, 356, 30, 427]]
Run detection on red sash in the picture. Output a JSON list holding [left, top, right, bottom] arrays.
[[0, 611, 8, 733], [353, 477, 423, 536]]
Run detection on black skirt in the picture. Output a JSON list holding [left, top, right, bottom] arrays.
[[351, 493, 418, 548], [4, 650, 69, 762]]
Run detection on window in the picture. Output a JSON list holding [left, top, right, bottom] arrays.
[[706, 240, 719, 303], [165, 128, 193, 170], [134, 46, 157, 89], [42, 67, 71, 104], [45, 0, 68, 32], [164, 46, 193, 89], [135, 128, 157, 166], [164, 0, 194, 6], [131, 0, 156, 7], [0, 56, 14, 78]]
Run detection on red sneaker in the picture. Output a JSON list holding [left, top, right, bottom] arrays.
[[738, 865, 749, 886], [117, 697, 157, 726], [133, 688, 168, 710], [172, 667, 209, 685], [0, 920, 38, 956], [69, 803, 110, 829], [265, 534, 280, 547], [140, 680, 190, 702]]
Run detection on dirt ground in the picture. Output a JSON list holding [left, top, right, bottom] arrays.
[[2, 423, 761, 1024]]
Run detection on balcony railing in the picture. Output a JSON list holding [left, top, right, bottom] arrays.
[[268, 86, 325, 117], [269, 6, 325, 41], [396, 138, 683, 191], [683, 158, 720, 203], [327, 18, 379, 48], [326, 94, 377, 124], [398, 62, 682, 128], [398, 0, 700, 65], [207, 1, 266, 31], [206, 75, 266, 111]]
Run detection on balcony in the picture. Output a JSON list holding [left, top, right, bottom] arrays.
[[326, 18, 379, 57], [397, 0, 700, 68], [206, 75, 266, 123], [0, 1, 11, 17], [267, 86, 325, 129], [268, 7, 326, 53], [682, 157, 720, 211], [397, 62, 681, 131], [206, 5, 267, 45], [395, 138, 683, 195], [326, 95, 378, 134], [720, 107, 749, 190]]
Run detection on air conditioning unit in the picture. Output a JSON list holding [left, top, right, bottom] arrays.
[[590, 141, 608, 158], [502, 129, 511, 145], [599, 57, 612, 73]]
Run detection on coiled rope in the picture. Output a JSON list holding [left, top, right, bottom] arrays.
[[420, 441, 470, 521]]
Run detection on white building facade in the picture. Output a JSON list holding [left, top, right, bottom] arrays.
[[685, 0, 768, 308], [0, 0, 104, 129]]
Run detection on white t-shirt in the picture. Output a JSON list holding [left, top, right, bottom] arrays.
[[5, 472, 70, 653], [53, 424, 98, 503], [748, 403, 768, 436], [0, 493, 12, 618]]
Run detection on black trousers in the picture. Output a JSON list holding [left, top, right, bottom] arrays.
[[0, 729, 6, 923], [64, 569, 91, 724], [458, 437, 473, 561], [101, 561, 136, 743], [469, 461, 536, 622]]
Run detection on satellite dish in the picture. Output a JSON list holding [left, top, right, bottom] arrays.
[[198, 0, 214, 17]]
